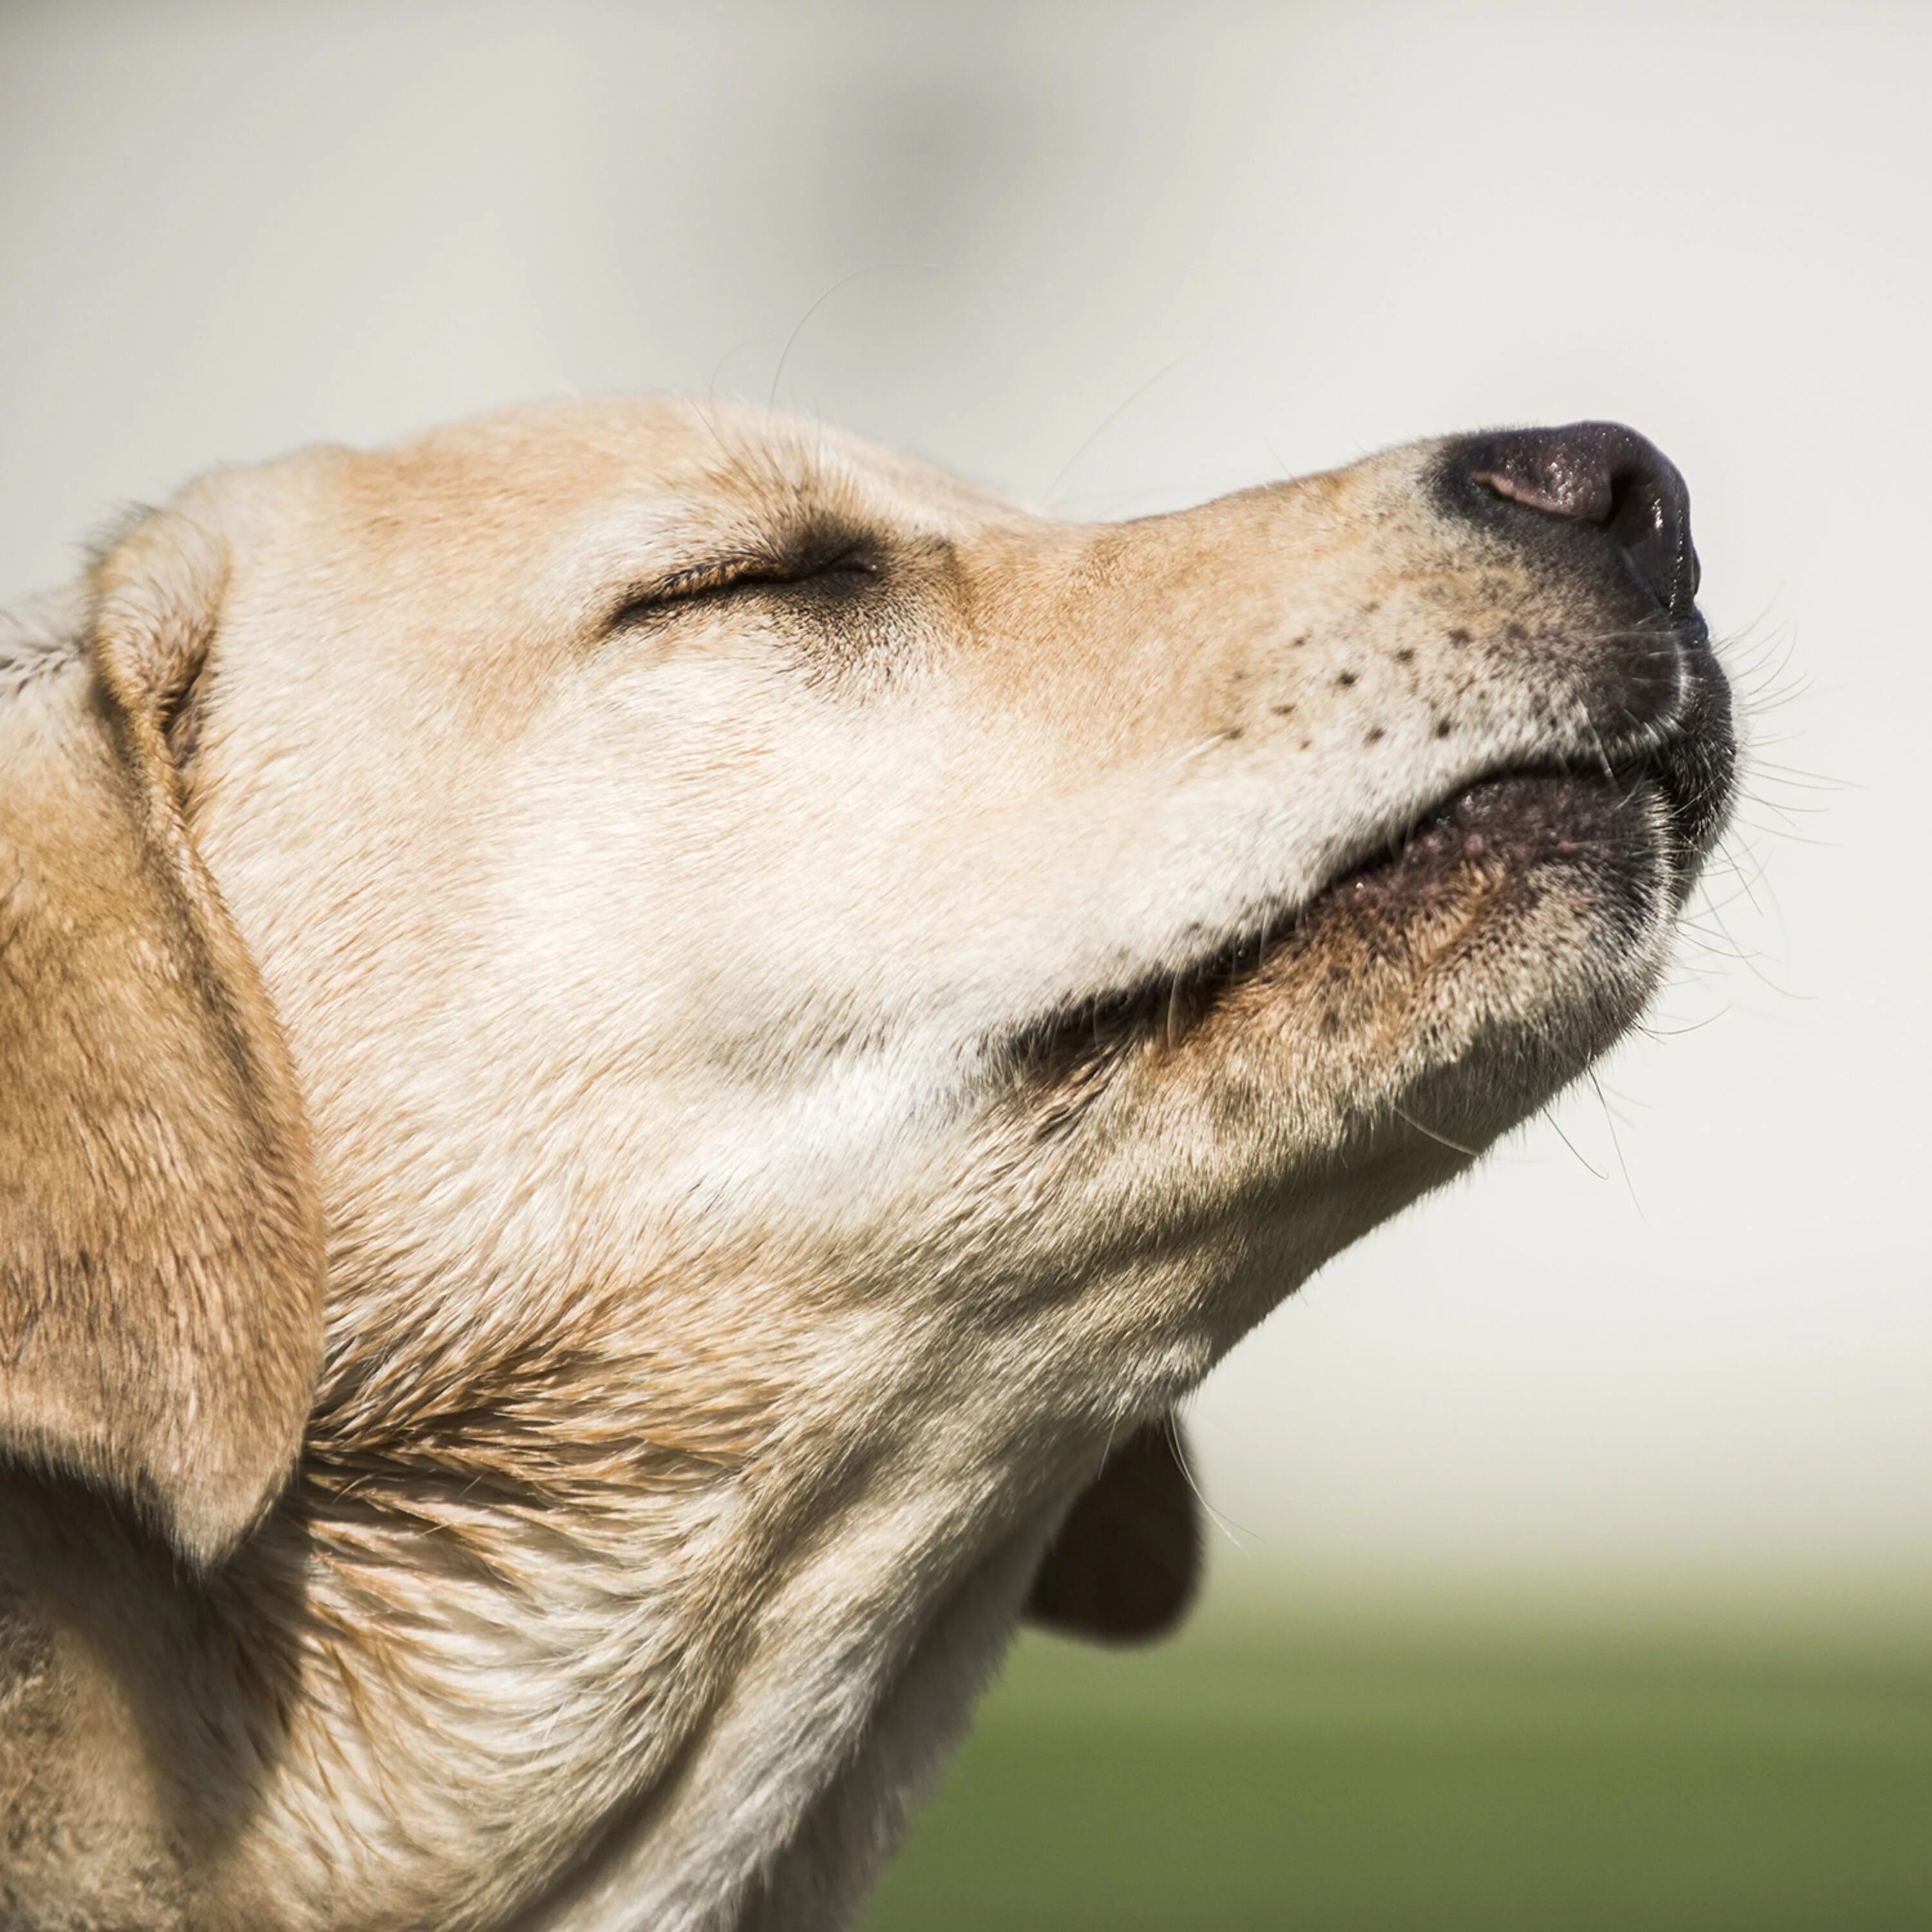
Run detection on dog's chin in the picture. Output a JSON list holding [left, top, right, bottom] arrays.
[[1009, 766, 1700, 1167], [1293, 766, 1678, 993], [1251, 768, 1683, 1135]]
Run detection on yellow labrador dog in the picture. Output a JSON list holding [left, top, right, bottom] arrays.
[[0, 399, 1732, 1931]]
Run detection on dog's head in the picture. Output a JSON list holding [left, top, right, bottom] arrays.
[[0, 402, 1730, 1630]]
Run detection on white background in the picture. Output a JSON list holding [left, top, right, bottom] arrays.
[[5, 0, 1926, 1610]]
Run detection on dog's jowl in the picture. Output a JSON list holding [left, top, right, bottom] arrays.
[[0, 402, 1732, 1932]]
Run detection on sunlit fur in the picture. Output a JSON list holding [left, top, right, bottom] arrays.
[[0, 399, 1725, 1930]]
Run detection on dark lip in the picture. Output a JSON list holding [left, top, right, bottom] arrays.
[[1005, 682, 1734, 1090], [1649, 624, 1736, 861]]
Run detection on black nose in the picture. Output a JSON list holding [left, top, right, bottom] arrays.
[[1466, 422, 1700, 618]]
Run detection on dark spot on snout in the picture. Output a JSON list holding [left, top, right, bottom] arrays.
[[1394, 647, 1415, 664], [1365, 726, 1385, 744], [1336, 670, 1358, 688], [1447, 627, 1471, 646]]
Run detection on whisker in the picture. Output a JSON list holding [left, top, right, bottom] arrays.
[[1586, 1069, 1642, 1211], [1389, 1103, 1482, 1159], [1540, 1103, 1609, 1181], [1044, 354, 1189, 508]]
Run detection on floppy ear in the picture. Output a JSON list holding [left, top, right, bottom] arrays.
[[0, 513, 323, 1567], [1025, 1414, 1202, 1644]]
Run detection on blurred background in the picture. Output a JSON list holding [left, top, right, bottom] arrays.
[[4, 3, 1926, 1925]]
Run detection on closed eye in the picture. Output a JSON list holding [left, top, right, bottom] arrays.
[[609, 541, 882, 630]]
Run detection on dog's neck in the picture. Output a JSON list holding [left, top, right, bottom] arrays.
[[198, 1294, 1097, 1932], [1, 1004, 1221, 1932]]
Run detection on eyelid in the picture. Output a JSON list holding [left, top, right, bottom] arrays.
[[607, 555, 768, 625], [609, 542, 880, 629]]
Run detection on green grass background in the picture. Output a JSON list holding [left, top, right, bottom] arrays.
[[860, 1599, 1932, 1931]]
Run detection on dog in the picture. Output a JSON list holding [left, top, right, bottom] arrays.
[[0, 399, 1733, 1930]]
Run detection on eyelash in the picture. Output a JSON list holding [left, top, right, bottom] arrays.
[[611, 545, 880, 627]]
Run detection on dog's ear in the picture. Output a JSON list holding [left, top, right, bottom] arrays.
[[1025, 1415, 1202, 1644], [0, 512, 324, 1567]]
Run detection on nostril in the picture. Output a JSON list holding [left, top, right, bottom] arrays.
[[1468, 421, 1701, 618]]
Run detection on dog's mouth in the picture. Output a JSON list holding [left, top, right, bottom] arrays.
[[1005, 674, 1734, 1093]]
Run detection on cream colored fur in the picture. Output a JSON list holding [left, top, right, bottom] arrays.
[[0, 399, 1727, 1930]]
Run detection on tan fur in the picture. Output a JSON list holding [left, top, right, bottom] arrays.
[[0, 527, 322, 1567], [0, 399, 1727, 1930]]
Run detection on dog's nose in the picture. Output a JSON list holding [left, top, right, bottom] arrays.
[[1467, 422, 1700, 618]]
